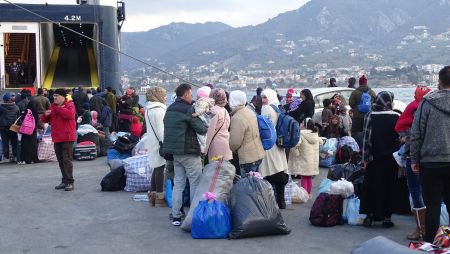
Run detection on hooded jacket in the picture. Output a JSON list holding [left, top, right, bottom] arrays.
[[288, 129, 323, 176], [395, 87, 430, 133], [410, 90, 450, 166], [0, 102, 20, 128]]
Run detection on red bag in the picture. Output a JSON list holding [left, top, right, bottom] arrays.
[[309, 193, 343, 227], [434, 226, 450, 248]]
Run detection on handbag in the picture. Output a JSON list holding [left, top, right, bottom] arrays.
[[9, 117, 21, 133], [146, 108, 173, 161]]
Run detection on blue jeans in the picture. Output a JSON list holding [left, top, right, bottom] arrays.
[[406, 158, 425, 208], [239, 159, 262, 177], [172, 154, 202, 219]]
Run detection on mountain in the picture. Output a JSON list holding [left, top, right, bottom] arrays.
[[121, 0, 450, 71], [120, 22, 232, 69]]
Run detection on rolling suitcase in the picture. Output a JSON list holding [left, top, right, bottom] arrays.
[[74, 141, 97, 161]]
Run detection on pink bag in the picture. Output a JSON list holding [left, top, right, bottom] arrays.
[[19, 109, 36, 135]]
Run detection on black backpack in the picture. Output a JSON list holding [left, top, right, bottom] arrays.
[[113, 134, 139, 153], [100, 166, 126, 191]]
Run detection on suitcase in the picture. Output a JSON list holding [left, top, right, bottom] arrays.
[[74, 141, 97, 161]]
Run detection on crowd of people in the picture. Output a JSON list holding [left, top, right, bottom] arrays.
[[0, 66, 449, 243]]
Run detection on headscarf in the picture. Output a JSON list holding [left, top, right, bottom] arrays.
[[300, 89, 313, 102], [146, 86, 167, 104], [372, 91, 394, 112], [262, 88, 279, 106], [210, 88, 227, 107], [229, 90, 247, 109]]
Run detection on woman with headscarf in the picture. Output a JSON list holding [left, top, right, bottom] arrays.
[[18, 99, 39, 164], [145, 86, 167, 207], [322, 115, 348, 138], [288, 89, 315, 124], [204, 88, 232, 163], [259, 89, 289, 209], [360, 91, 404, 228]]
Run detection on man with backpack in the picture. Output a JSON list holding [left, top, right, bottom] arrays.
[[349, 75, 376, 134]]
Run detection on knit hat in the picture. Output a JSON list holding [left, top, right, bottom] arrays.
[[196, 86, 211, 98], [211, 88, 227, 107], [54, 88, 67, 98], [229, 90, 247, 109], [359, 75, 368, 85], [146, 86, 167, 104], [414, 85, 431, 102], [287, 88, 295, 95], [3, 92, 11, 102]]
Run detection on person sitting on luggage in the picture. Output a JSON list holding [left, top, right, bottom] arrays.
[[322, 115, 348, 138], [77, 103, 92, 125], [130, 116, 142, 138]]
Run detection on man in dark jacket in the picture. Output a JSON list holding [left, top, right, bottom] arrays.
[[72, 86, 89, 116], [163, 83, 207, 226], [90, 87, 105, 119], [31, 88, 51, 114], [349, 75, 376, 133], [99, 100, 112, 135], [410, 66, 450, 242], [0, 93, 20, 163]]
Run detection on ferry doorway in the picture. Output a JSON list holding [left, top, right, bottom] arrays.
[[0, 22, 40, 93]]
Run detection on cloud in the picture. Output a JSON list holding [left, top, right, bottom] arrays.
[[5, 0, 309, 32]]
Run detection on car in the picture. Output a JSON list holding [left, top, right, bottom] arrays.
[[293, 87, 406, 127]]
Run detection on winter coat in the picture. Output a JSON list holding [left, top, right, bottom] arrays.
[[259, 105, 288, 177], [288, 99, 315, 124], [288, 129, 323, 176], [205, 105, 232, 161], [90, 95, 105, 118], [0, 102, 20, 128], [145, 101, 167, 168], [41, 100, 76, 143], [163, 98, 207, 156], [395, 100, 419, 133], [17, 98, 29, 114], [100, 105, 112, 127], [80, 110, 92, 125], [229, 105, 265, 164], [411, 90, 450, 165], [106, 92, 117, 113], [72, 92, 89, 116], [130, 116, 143, 138], [349, 86, 377, 120], [32, 95, 50, 114]]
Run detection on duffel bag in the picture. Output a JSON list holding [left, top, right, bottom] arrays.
[[309, 192, 343, 227]]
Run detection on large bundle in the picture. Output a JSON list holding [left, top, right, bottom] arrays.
[[181, 160, 235, 232], [100, 166, 126, 191], [38, 135, 57, 162], [309, 192, 343, 227], [229, 176, 291, 239], [319, 138, 338, 167], [123, 155, 152, 192]]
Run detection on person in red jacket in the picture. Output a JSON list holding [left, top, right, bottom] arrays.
[[41, 88, 77, 191], [130, 116, 143, 138], [394, 85, 431, 240]]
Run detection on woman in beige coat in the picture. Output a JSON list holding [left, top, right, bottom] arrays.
[[288, 118, 323, 196], [259, 89, 289, 209]]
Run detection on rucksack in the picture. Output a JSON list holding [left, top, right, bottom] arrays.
[[358, 91, 372, 113], [270, 105, 300, 148], [335, 145, 353, 164], [19, 109, 35, 135], [309, 193, 343, 227], [256, 115, 276, 150], [100, 166, 126, 191]]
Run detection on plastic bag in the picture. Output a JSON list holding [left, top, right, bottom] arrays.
[[346, 196, 365, 225], [229, 176, 291, 239], [319, 156, 336, 168], [329, 179, 354, 198], [164, 179, 190, 209], [285, 178, 309, 204], [320, 138, 338, 155], [132, 134, 148, 156], [441, 203, 449, 226], [318, 178, 333, 194], [191, 193, 231, 239], [433, 226, 450, 248], [181, 160, 235, 232]]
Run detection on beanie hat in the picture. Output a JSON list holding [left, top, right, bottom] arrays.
[[146, 86, 167, 104], [287, 88, 295, 95], [196, 86, 211, 98], [229, 90, 247, 109], [3, 92, 11, 102], [54, 88, 67, 98], [256, 87, 263, 95], [414, 85, 431, 102], [359, 75, 368, 85], [211, 88, 227, 107]]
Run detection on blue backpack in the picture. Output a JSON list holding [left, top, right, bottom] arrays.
[[270, 105, 300, 148], [257, 114, 276, 150], [357, 91, 372, 113]]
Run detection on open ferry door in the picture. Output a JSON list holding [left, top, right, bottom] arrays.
[[0, 22, 40, 95]]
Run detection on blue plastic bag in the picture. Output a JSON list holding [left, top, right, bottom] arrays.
[[191, 199, 231, 239], [441, 203, 449, 226], [320, 156, 336, 168], [318, 179, 333, 194], [165, 179, 190, 209], [347, 196, 361, 225], [107, 148, 131, 161]]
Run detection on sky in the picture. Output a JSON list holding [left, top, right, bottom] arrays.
[[5, 0, 310, 32]]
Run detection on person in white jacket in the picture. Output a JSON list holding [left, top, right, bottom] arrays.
[[145, 86, 167, 207], [288, 118, 323, 198], [259, 89, 289, 209]]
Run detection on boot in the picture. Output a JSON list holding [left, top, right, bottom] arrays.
[[416, 207, 427, 239], [275, 185, 286, 209], [407, 209, 421, 240], [155, 192, 167, 207], [147, 191, 156, 207]]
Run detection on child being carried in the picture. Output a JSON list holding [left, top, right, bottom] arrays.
[[192, 86, 216, 154]]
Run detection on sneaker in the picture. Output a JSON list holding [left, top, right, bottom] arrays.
[[54, 183, 66, 190], [0, 158, 10, 164], [17, 161, 26, 165], [64, 184, 74, 191], [172, 218, 181, 226]]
